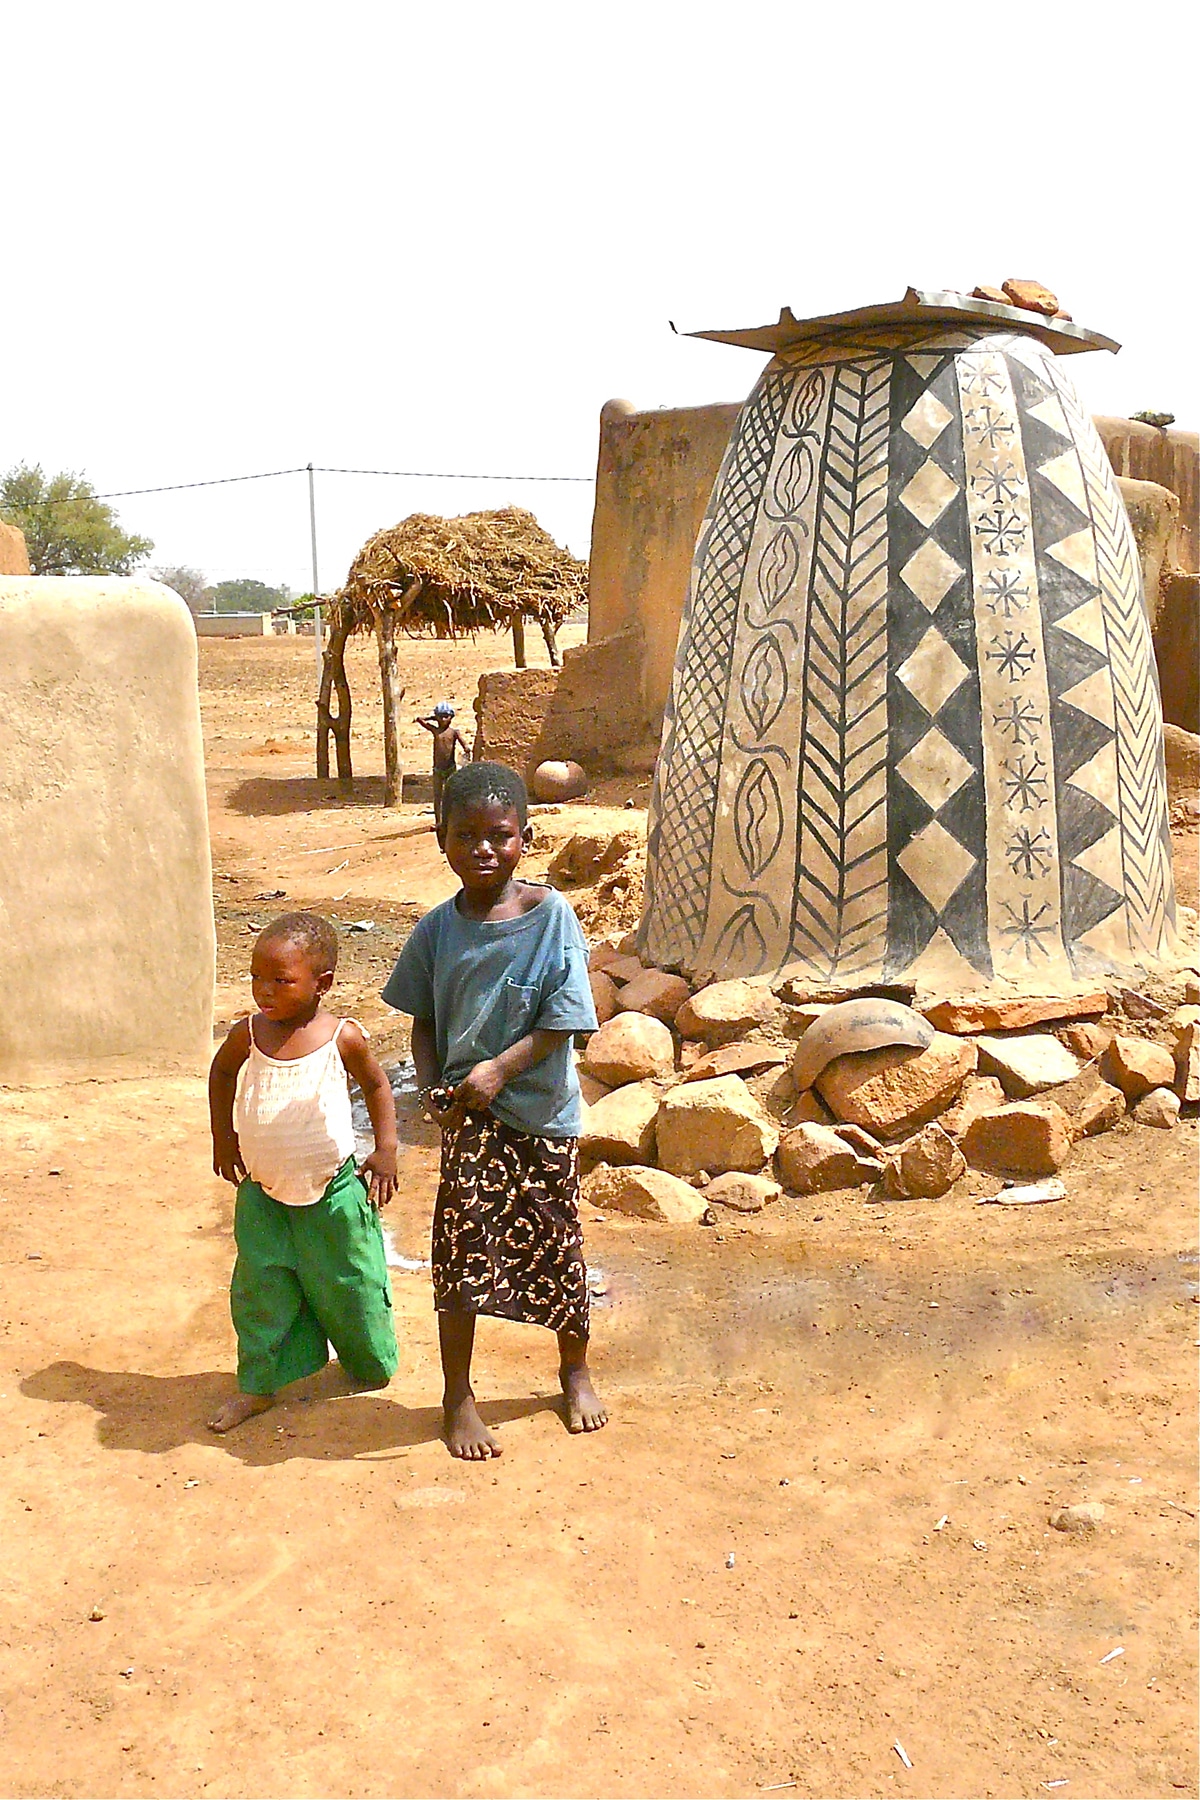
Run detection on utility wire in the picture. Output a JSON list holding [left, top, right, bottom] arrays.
[[12, 462, 592, 508]]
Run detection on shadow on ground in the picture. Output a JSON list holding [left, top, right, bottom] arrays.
[[225, 774, 431, 817], [22, 1360, 559, 1465]]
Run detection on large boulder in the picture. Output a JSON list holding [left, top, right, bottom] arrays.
[[882, 1124, 965, 1199], [674, 980, 782, 1047], [1074, 1080, 1126, 1138], [961, 1101, 1073, 1177], [1102, 1035, 1176, 1102], [939, 1074, 1006, 1138], [581, 1012, 675, 1086], [581, 1163, 707, 1224], [974, 1033, 1082, 1098], [816, 1033, 976, 1141], [578, 1080, 660, 1169], [616, 968, 692, 1026], [655, 1074, 779, 1178], [588, 969, 620, 1026], [776, 1123, 879, 1194]]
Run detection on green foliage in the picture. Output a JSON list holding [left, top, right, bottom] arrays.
[[152, 565, 210, 613], [0, 463, 153, 576], [208, 577, 291, 614]]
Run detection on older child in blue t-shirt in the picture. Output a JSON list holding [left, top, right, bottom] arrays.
[[383, 761, 605, 1460]]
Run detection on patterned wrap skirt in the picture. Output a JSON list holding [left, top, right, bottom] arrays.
[[432, 1104, 590, 1338]]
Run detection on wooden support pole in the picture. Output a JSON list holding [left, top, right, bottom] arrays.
[[316, 609, 354, 786], [377, 608, 405, 807], [511, 615, 527, 668], [540, 617, 561, 668]]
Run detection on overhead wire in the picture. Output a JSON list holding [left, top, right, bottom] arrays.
[[12, 462, 593, 507]]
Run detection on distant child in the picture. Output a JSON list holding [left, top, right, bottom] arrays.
[[382, 762, 606, 1460], [207, 911, 400, 1432], [415, 702, 472, 827]]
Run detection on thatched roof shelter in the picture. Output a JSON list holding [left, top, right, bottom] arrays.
[[317, 507, 588, 803], [333, 506, 587, 639]]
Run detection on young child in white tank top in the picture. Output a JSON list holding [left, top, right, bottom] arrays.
[[208, 912, 400, 1433]]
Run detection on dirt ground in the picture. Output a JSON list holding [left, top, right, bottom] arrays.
[[1, 633, 1197, 1800]]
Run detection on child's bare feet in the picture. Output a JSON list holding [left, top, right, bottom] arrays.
[[560, 1365, 608, 1434], [443, 1392, 502, 1459], [208, 1391, 275, 1433]]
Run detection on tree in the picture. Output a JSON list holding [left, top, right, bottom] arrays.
[[0, 464, 153, 576], [208, 577, 290, 614], [151, 565, 209, 613]]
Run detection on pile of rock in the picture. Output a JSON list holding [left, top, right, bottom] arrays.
[[575, 939, 1200, 1222]]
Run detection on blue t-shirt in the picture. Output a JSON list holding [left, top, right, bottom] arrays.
[[381, 886, 597, 1139]]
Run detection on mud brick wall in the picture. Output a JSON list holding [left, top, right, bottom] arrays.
[[474, 628, 649, 779]]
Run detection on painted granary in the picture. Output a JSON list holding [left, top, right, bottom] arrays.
[[640, 290, 1177, 992]]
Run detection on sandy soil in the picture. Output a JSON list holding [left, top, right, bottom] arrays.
[[0, 634, 1197, 1800]]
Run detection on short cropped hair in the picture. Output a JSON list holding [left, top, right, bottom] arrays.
[[257, 910, 339, 973], [440, 760, 528, 829]]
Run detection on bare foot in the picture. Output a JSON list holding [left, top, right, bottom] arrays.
[[443, 1393, 501, 1460], [208, 1391, 275, 1433], [561, 1365, 608, 1434]]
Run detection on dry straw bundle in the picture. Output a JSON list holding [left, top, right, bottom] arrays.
[[336, 506, 587, 638]]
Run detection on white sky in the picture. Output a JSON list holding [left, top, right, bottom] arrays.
[[2, 1, 1194, 593]]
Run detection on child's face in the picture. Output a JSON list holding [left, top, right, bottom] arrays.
[[442, 799, 532, 893], [250, 937, 332, 1022]]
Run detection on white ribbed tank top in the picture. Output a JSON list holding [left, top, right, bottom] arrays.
[[234, 1017, 358, 1207]]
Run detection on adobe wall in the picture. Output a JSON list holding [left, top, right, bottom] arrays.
[[0, 578, 215, 1083], [0, 521, 31, 575], [473, 627, 649, 779], [587, 398, 741, 738], [1095, 417, 1198, 570]]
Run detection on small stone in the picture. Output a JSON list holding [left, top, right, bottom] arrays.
[[816, 1033, 976, 1141], [972, 284, 1009, 305], [616, 968, 692, 1026], [1050, 1501, 1106, 1533], [617, 932, 640, 955], [1074, 1080, 1126, 1138], [587, 940, 622, 973], [683, 1041, 789, 1083], [1040, 1062, 1104, 1119], [588, 969, 620, 1026], [832, 1122, 881, 1158], [656, 1075, 779, 1178], [1132, 1086, 1181, 1129], [939, 1074, 1006, 1138], [922, 991, 1106, 1034], [579, 1081, 661, 1168], [973, 1033, 1082, 1098], [882, 1124, 965, 1199], [674, 979, 783, 1047], [783, 1002, 831, 1035], [604, 954, 645, 986], [1103, 1034, 1176, 1101], [678, 1039, 706, 1069], [88, 1605, 105, 1621], [1184, 975, 1200, 1006], [1169, 1005, 1200, 1038], [776, 1123, 878, 1194], [1119, 986, 1170, 1021], [1001, 277, 1060, 315], [581, 1163, 708, 1224], [787, 1089, 835, 1126], [704, 1171, 783, 1213], [961, 1101, 1073, 1177], [1061, 1021, 1114, 1061], [582, 1013, 675, 1087]]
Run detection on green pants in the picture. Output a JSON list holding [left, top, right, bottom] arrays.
[[231, 1158, 398, 1395]]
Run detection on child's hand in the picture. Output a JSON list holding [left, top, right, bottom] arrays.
[[453, 1058, 506, 1113], [212, 1133, 247, 1185], [359, 1144, 398, 1209]]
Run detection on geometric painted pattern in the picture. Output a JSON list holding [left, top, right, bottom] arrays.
[[640, 325, 1177, 988]]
